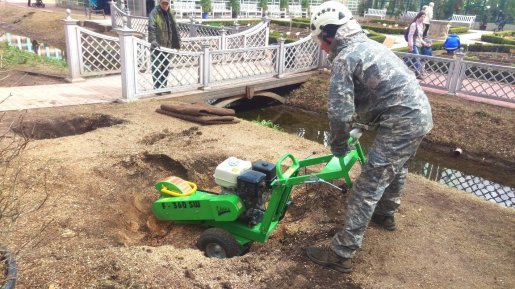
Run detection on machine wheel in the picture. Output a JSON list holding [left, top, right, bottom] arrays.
[[240, 242, 253, 255], [197, 228, 241, 258]]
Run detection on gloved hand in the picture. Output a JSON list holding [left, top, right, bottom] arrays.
[[330, 141, 350, 158], [150, 41, 160, 50], [329, 121, 352, 158]]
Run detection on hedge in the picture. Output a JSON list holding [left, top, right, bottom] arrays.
[[361, 24, 405, 34], [268, 31, 297, 44], [367, 30, 386, 43], [368, 19, 397, 25], [271, 19, 310, 29], [448, 26, 469, 34], [291, 17, 310, 24], [480, 31, 515, 45]]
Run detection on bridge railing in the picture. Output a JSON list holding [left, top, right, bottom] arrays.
[[394, 52, 515, 103], [110, 2, 254, 38], [64, 10, 269, 79], [120, 32, 322, 99]]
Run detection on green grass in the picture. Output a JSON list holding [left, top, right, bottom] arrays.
[[0, 41, 67, 70]]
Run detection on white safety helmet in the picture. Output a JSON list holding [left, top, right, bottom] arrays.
[[310, 1, 353, 40]]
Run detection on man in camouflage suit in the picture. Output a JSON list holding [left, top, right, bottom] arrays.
[[306, 1, 433, 273]]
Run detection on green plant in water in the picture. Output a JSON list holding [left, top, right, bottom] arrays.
[[252, 116, 283, 131]]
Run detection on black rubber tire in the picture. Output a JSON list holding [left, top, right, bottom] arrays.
[[197, 228, 242, 259], [240, 242, 253, 255]]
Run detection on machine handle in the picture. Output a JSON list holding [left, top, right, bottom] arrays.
[[276, 153, 300, 181]]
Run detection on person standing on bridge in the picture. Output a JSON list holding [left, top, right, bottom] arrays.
[[305, 1, 433, 273], [148, 0, 181, 93]]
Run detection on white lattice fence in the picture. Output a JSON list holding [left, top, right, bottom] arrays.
[[128, 16, 149, 36], [209, 46, 278, 85], [226, 21, 269, 49], [182, 37, 221, 51], [134, 38, 202, 95], [456, 61, 515, 103], [77, 27, 121, 76], [283, 36, 320, 73], [394, 52, 455, 91]]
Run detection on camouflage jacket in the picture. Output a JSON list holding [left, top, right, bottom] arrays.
[[148, 7, 181, 49], [328, 30, 433, 139]]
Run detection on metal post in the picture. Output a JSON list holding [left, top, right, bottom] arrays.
[[201, 43, 211, 89], [448, 49, 466, 95], [220, 28, 227, 50], [263, 16, 270, 47], [62, 9, 85, 83], [189, 18, 197, 37], [317, 46, 326, 69], [276, 38, 286, 78], [126, 7, 132, 29], [232, 20, 240, 34], [109, 1, 117, 29], [116, 17, 139, 101]]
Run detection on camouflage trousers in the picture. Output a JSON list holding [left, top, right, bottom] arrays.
[[331, 128, 425, 258]]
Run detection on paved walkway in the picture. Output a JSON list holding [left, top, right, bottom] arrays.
[[0, 76, 122, 111]]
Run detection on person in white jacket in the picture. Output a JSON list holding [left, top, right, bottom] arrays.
[[423, 2, 434, 37]]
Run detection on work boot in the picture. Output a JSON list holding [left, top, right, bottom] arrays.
[[371, 214, 396, 231], [306, 246, 352, 273]]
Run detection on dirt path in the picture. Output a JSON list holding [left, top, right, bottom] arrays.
[[0, 100, 513, 289]]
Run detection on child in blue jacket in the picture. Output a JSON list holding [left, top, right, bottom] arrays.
[[443, 34, 460, 53]]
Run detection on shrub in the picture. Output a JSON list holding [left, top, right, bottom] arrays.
[[368, 19, 397, 25], [291, 17, 310, 24], [361, 24, 405, 34], [0, 42, 66, 69], [367, 30, 386, 43], [271, 19, 310, 29], [268, 31, 296, 44], [467, 43, 515, 53], [481, 31, 515, 45], [449, 26, 469, 34]]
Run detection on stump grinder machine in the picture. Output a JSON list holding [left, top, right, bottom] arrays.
[[151, 129, 366, 258]]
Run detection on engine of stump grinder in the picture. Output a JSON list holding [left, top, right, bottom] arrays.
[[152, 157, 276, 227]]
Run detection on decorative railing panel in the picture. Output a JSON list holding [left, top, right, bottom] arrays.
[[209, 47, 278, 85], [134, 38, 202, 96], [284, 37, 320, 73], [456, 61, 515, 103], [181, 37, 221, 52], [77, 27, 121, 76], [394, 52, 454, 91], [411, 161, 514, 207]]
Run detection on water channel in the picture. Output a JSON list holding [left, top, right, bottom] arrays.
[[235, 103, 514, 208]]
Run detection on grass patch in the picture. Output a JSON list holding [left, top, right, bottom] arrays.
[[0, 42, 67, 74]]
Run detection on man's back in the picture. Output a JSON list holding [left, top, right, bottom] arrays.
[[330, 32, 432, 137]]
